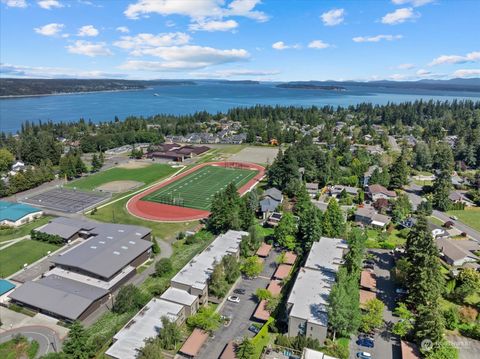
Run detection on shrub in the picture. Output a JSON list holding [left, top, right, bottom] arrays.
[[458, 306, 478, 324], [442, 307, 459, 330], [155, 258, 173, 277]]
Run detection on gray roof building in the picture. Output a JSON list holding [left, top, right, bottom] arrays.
[[304, 238, 348, 274], [264, 188, 283, 202], [161, 287, 197, 307], [48, 219, 152, 280], [260, 197, 280, 213], [106, 298, 184, 359], [9, 275, 108, 321], [287, 267, 335, 327]]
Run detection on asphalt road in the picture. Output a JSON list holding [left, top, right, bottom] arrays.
[[405, 183, 480, 242], [196, 249, 279, 359], [0, 326, 61, 357], [350, 250, 401, 359]]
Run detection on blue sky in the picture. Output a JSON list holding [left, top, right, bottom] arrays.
[[1, 0, 479, 81]]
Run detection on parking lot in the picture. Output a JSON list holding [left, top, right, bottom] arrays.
[[350, 249, 402, 359], [22, 188, 109, 213], [196, 248, 280, 359]]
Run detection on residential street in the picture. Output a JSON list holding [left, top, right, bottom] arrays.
[[405, 183, 480, 242], [0, 326, 62, 357], [350, 250, 401, 359], [196, 248, 280, 359]]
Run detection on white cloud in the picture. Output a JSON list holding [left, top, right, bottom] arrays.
[[392, 0, 433, 7], [1, 0, 27, 8], [165, 20, 176, 27], [308, 40, 331, 49], [116, 26, 130, 33], [77, 25, 99, 37], [119, 45, 249, 71], [353, 34, 403, 43], [272, 41, 300, 50], [34, 23, 65, 36], [37, 0, 63, 9], [452, 69, 480, 78], [114, 32, 191, 54], [389, 73, 410, 80], [66, 40, 113, 57], [320, 8, 345, 26], [381, 8, 418, 24], [0, 62, 126, 78], [429, 51, 480, 66], [124, 0, 268, 23], [190, 19, 238, 32], [397, 63, 415, 69], [416, 69, 431, 76]]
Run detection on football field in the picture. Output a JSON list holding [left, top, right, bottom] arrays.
[[141, 165, 258, 210]]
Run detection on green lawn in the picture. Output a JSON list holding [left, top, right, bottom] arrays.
[[142, 165, 258, 211], [429, 216, 445, 227], [0, 240, 60, 278], [365, 228, 406, 249], [65, 163, 177, 191], [0, 216, 53, 243], [89, 195, 198, 241], [251, 317, 274, 359], [0, 336, 39, 359], [447, 209, 480, 232]]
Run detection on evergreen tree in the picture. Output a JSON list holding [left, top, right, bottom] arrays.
[[415, 304, 445, 346], [274, 212, 297, 250], [297, 206, 322, 253], [236, 337, 255, 359], [432, 169, 451, 211], [62, 322, 93, 359], [91, 153, 101, 172], [322, 199, 345, 238], [389, 154, 409, 189]]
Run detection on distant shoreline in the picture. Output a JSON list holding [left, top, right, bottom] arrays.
[[0, 88, 147, 99]]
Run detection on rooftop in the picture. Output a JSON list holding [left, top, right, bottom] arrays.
[[179, 328, 209, 357], [160, 287, 197, 306], [359, 289, 377, 307], [274, 264, 292, 280], [0, 200, 42, 222], [283, 251, 297, 265], [256, 243, 272, 257], [360, 271, 376, 290], [106, 298, 184, 359], [304, 238, 348, 274], [287, 267, 335, 327], [368, 184, 396, 197], [48, 218, 152, 279], [267, 280, 282, 296], [171, 230, 247, 290], [9, 275, 108, 321], [253, 299, 270, 321]]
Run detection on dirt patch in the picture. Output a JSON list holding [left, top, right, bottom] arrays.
[[229, 146, 279, 165], [117, 161, 151, 169], [96, 180, 144, 193]]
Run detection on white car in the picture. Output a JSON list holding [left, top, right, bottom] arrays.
[[450, 215, 458, 221], [227, 295, 240, 303], [356, 352, 372, 359]]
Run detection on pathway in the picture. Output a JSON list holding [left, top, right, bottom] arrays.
[[0, 235, 28, 251], [0, 325, 62, 357]]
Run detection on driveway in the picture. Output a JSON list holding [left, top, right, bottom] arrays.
[[196, 249, 280, 359], [350, 249, 401, 359], [0, 326, 61, 357], [447, 334, 480, 359]]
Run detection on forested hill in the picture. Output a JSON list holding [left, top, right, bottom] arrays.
[[0, 78, 196, 97]]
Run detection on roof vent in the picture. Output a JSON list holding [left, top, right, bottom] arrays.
[[90, 246, 97, 249], [107, 236, 113, 239], [118, 229, 125, 233], [99, 241, 105, 244], [135, 232, 141, 236], [121, 246, 128, 250], [113, 251, 120, 255], [129, 241, 136, 244]]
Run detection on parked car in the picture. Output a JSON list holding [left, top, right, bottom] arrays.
[[396, 288, 408, 295], [356, 337, 375, 348], [356, 352, 372, 359], [364, 263, 375, 270], [234, 288, 246, 295], [248, 324, 260, 334], [450, 215, 458, 221], [364, 260, 375, 265], [227, 295, 240, 303]]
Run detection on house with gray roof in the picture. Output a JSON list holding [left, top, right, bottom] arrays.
[[287, 237, 348, 342], [8, 275, 109, 322], [260, 188, 283, 219], [106, 298, 185, 359]]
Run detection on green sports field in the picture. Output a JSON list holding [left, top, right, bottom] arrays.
[[141, 165, 258, 210], [65, 163, 176, 191]]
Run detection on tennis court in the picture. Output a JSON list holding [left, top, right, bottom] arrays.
[[141, 164, 258, 211]]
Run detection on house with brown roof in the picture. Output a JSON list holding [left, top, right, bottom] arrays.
[[360, 270, 376, 292], [220, 341, 238, 359], [400, 341, 421, 359], [256, 243, 272, 258], [253, 299, 271, 322], [267, 280, 282, 296], [355, 207, 391, 228], [359, 289, 377, 308], [368, 184, 397, 202], [274, 264, 293, 280], [179, 328, 209, 358], [283, 251, 297, 265]]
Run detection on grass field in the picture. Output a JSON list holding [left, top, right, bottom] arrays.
[[65, 163, 177, 191], [447, 208, 480, 232], [0, 240, 60, 278], [0, 336, 39, 359], [141, 165, 258, 210], [0, 216, 52, 243]]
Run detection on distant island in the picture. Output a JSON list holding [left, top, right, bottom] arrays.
[[0, 78, 196, 97], [215, 80, 260, 85], [277, 83, 346, 91]]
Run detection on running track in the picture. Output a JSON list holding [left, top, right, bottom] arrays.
[[127, 161, 265, 222]]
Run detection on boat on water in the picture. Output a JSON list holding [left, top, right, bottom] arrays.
[[153, 93, 160, 96]]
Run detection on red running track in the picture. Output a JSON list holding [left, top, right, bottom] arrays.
[[126, 161, 265, 222]]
